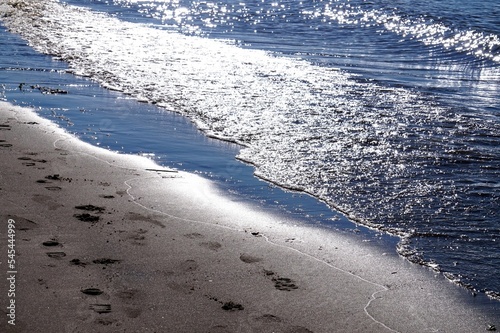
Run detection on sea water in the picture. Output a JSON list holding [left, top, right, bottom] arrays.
[[0, 0, 499, 302]]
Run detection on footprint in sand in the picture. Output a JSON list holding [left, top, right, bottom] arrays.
[[42, 240, 61, 247], [123, 229, 148, 246], [95, 318, 118, 326], [200, 241, 222, 251], [221, 301, 244, 311], [74, 213, 100, 222], [73, 204, 105, 223], [254, 314, 283, 323], [92, 258, 121, 265], [249, 314, 285, 332], [115, 289, 139, 300], [33, 194, 63, 210], [75, 204, 106, 213], [19, 157, 47, 166], [125, 212, 165, 228], [69, 258, 88, 267], [89, 304, 112, 314], [99, 194, 115, 199], [7, 216, 37, 231], [240, 253, 262, 263], [184, 232, 204, 239], [273, 277, 299, 291], [45, 186, 62, 191], [81, 288, 104, 296], [46, 252, 66, 259]]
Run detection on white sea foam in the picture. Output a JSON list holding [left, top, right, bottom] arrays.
[[0, 0, 476, 227]]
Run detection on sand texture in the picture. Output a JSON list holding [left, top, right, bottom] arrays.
[[0, 101, 498, 332]]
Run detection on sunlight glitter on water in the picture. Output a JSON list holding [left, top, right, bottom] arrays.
[[319, 2, 500, 63]]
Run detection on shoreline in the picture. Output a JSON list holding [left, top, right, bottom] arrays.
[[1, 101, 498, 332], [2, 0, 499, 303]]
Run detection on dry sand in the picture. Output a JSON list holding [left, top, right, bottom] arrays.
[[0, 101, 498, 332]]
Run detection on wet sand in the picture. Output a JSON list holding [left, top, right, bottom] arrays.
[[0, 101, 498, 332]]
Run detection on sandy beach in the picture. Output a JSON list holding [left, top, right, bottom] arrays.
[[0, 101, 498, 332]]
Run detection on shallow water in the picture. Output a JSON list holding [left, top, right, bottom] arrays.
[[1, 0, 499, 300], [0, 22, 359, 235]]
